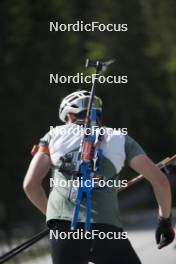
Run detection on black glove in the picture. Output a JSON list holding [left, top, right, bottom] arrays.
[[155, 216, 175, 249]]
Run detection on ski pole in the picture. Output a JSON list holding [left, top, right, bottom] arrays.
[[0, 228, 49, 264]]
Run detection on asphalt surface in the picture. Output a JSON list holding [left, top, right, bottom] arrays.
[[128, 229, 176, 264]]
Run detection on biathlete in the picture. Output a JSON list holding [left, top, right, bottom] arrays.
[[23, 90, 175, 264]]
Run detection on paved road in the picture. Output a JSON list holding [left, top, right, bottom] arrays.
[[128, 229, 176, 264]]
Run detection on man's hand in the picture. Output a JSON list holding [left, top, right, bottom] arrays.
[[129, 154, 175, 248], [155, 216, 175, 249]]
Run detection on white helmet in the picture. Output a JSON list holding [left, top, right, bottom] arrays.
[[59, 90, 102, 122]]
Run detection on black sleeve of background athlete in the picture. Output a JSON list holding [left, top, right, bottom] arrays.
[[124, 135, 146, 166]]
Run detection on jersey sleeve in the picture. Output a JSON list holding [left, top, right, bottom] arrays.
[[38, 131, 52, 147], [31, 131, 51, 156], [125, 135, 146, 165]]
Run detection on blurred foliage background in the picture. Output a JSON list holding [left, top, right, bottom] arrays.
[[0, 0, 176, 234]]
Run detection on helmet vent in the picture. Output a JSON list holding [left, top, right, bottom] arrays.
[[69, 96, 77, 102], [84, 92, 90, 96], [71, 104, 79, 108]]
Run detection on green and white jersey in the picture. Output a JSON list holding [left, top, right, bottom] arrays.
[[39, 124, 145, 228]]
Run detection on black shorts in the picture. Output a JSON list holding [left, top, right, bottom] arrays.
[[48, 219, 141, 264]]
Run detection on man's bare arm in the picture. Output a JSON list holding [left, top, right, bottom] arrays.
[[129, 154, 172, 218], [23, 152, 51, 215]]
